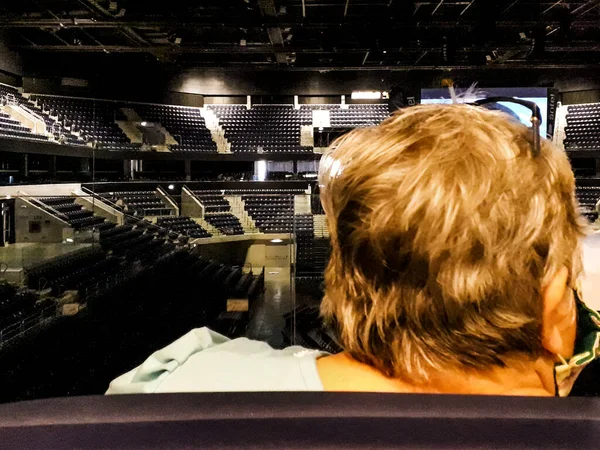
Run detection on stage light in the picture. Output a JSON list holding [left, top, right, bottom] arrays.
[[65, 238, 74, 243], [351, 91, 382, 100], [140, 121, 147, 126], [271, 239, 283, 243], [168, 184, 175, 190]]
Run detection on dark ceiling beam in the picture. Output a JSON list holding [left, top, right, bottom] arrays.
[[259, 0, 289, 66], [13, 45, 370, 53], [1, 19, 598, 29], [13, 43, 600, 53], [119, 27, 150, 46], [76, 0, 150, 47]]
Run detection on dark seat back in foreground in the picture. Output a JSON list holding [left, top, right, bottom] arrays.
[[0, 393, 599, 449]]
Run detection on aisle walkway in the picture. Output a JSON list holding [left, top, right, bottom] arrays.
[[245, 266, 293, 349]]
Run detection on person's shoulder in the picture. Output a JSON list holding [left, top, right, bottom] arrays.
[[106, 328, 325, 394]]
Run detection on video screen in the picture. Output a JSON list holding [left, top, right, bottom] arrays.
[[420, 87, 549, 137]]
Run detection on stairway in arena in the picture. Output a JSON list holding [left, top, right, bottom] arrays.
[[224, 196, 260, 234], [200, 107, 231, 153], [312, 214, 330, 238], [29, 196, 114, 231]]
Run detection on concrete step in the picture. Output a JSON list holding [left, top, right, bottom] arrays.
[[313, 214, 330, 238], [200, 107, 231, 154], [225, 196, 261, 233], [121, 108, 141, 122], [116, 121, 143, 143], [294, 194, 312, 215], [194, 217, 222, 236], [300, 125, 314, 148]]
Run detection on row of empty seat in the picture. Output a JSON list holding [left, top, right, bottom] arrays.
[[157, 216, 212, 238], [564, 103, 600, 151], [576, 185, 600, 222], [209, 104, 313, 153], [135, 104, 217, 153], [3, 230, 265, 402], [99, 191, 176, 217], [32, 196, 113, 231], [295, 215, 330, 275]]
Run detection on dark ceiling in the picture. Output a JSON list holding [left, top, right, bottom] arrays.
[[1, 0, 599, 72]]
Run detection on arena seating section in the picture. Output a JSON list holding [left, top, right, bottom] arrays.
[[157, 216, 212, 238], [295, 215, 330, 275], [100, 191, 175, 216], [224, 188, 305, 234], [327, 104, 391, 128], [31, 196, 113, 230], [0, 110, 48, 142], [242, 192, 295, 233], [563, 103, 600, 151], [282, 305, 341, 354], [0, 83, 393, 154], [29, 95, 140, 151], [0, 85, 81, 145], [576, 186, 600, 222], [135, 104, 217, 153], [209, 104, 313, 153], [192, 190, 244, 235], [1, 229, 264, 402]]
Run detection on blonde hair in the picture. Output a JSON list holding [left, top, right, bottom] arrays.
[[319, 103, 587, 383]]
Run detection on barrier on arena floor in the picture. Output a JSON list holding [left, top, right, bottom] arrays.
[[0, 304, 57, 349]]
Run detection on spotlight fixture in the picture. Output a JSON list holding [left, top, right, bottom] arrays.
[[168, 184, 175, 190], [140, 121, 147, 126]]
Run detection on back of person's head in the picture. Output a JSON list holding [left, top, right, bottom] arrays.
[[318, 103, 587, 384]]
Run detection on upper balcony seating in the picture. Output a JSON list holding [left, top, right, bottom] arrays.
[[134, 104, 217, 153], [0, 86, 81, 143], [564, 103, 600, 151], [327, 104, 391, 128], [156, 216, 212, 238], [29, 95, 131, 149], [0, 100, 49, 142], [208, 105, 313, 153]]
